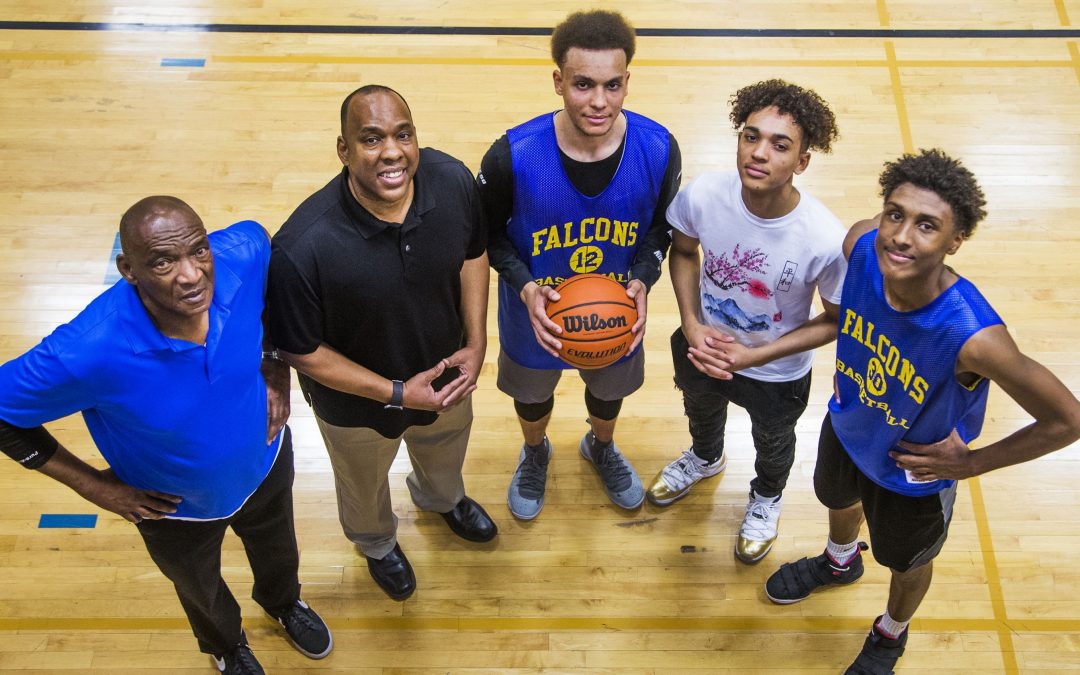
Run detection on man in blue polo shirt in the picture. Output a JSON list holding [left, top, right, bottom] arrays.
[[0, 197, 331, 675]]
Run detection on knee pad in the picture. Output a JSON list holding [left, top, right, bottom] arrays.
[[584, 388, 623, 421], [514, 396, 554, 422]]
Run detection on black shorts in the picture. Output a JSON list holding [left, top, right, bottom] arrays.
[[814, 413, 956, 572]]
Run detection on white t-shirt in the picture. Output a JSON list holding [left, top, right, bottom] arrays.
[[667, 170, 847, 382]]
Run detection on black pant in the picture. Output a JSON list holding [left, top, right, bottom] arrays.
[[136, 427, 301, 656], [671, 328, 811, 498]]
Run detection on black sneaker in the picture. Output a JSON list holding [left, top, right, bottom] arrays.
[[844, 616, 908, 674], [270, 599, 333, 659], [764, 542, 868, 604], [213, 643, 264, 674]]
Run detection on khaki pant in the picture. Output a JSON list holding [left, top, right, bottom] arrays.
[[315, 399, 471, 559]]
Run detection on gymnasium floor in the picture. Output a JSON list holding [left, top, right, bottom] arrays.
[[1, 2, 1079, 673]]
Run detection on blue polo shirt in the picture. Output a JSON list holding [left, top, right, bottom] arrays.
[[0, 220, 280, 520]]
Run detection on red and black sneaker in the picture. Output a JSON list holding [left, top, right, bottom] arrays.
[[844, 616, 908, 674], [764, 541, 868, 604]]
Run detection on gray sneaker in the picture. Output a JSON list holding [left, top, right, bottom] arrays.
[[507, 437, 552, 520], [579, 432, 644, 510]]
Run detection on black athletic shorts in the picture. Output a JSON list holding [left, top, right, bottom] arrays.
[[814, 413, 956, 572]]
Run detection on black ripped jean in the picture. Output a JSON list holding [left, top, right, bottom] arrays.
[[671, 328, 812, 498]]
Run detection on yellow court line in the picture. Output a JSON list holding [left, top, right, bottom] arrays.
[[883, 42, 913, 154], [213, 55, 885, 68], [1056, 0, 1072, 26], [877, 0, 891, 27], [968, 477, 1020, 675], [1070, 42, 1080, 85], [213, 55, 1077, 69], [2, 615, 1078, 633]]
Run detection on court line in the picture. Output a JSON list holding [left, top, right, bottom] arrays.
[[3, 21, 1080, 38], [884, 42, 914, 154], [968, 478, 1020, 674], [1070, 42, 1080, 85], [1056, 0, 1072, 26], [877, 0, 890, 28]]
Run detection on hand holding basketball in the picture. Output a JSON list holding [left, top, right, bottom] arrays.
[[520, 282, 563, 357], [544, 274, 638, 369], [626, 278, 648, 352]]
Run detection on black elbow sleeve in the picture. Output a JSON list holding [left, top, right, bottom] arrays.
[[0, 420, 59, 470]]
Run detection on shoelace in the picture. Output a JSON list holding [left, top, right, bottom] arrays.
[[227, 646, 261, 674], [516, 445, 550, 498], [662, 451, 704, 489], [741, 499, 779, 538], [591, 441, 631, 491], [282, 605, 321, 636]]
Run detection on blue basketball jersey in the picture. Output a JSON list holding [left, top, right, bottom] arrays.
[[829, 230, 1003, 496], [498, 110, 670, 369]]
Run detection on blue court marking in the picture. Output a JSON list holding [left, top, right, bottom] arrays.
[[38, 514, 98, 528], [0, 21, 1078, 38], [160, 57, 205, 67], [103, 232, 121, 285]]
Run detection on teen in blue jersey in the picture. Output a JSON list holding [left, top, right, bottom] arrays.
[[764, 150, 1080, 674], [0, 198, 331, 674], [478, 9, 682, 520]]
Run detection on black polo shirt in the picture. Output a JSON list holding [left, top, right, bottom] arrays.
[[268, 148, 485, 437]]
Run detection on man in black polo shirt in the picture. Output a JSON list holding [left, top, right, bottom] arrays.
[[267, 85, 496, 601]]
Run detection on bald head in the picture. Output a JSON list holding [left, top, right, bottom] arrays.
[[119, 196, 201, 255], [340, 84, 411, 137], [114, 195, 214, 333]]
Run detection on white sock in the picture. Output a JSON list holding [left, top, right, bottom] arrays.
[[875, 610, 909, 640], [690, 447, 719, 465], [826, 538, 860, 565], [751, 489, 781, 504]]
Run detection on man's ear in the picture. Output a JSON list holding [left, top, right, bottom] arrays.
[[336, 135, 349, 166], [115, 253, 136, 285]]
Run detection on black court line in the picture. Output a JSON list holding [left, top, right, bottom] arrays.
[[1, 21, 1079, 38]]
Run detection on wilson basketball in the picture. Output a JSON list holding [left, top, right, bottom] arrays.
[[545, 273, 637, 369]]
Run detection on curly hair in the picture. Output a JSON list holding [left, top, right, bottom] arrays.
[[879, 149, 987, 239], [551, 10, 636, 67], [729, 79, 839, 153]]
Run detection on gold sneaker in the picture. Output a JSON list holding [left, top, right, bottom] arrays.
[[735, 491, 782, 564], [646, 449, 726, 506]]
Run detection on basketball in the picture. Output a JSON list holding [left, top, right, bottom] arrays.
[[545, 274, 638, 369]]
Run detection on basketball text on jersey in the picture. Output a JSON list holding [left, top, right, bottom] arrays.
[[836, 308, 930, 428], [533, 270, 631, 288]]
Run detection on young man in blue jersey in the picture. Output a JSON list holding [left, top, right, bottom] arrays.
[[478, 9, 682, 520], [0, 197, 331, 674], [647, 80, 846, 566], [763, 150, 1080, 674]]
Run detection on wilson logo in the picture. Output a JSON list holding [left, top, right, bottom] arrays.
[[561, 313, 628, 333]]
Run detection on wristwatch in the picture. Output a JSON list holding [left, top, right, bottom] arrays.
[[384, 379, 405, 410], [262, 349, 284, 362]]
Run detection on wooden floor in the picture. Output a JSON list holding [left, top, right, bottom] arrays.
[[2, 1, 1080, 673]]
